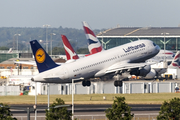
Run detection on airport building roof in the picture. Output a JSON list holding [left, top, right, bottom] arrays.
[[97, 27, 180, 38]]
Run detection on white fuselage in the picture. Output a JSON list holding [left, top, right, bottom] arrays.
[[32, 40, 160, 83]]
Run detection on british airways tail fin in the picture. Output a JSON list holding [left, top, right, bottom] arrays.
[[61, 35, 79, 60], [169, 51, 180, 68], [30, 40, 59, 73], [82, 21, 104, 54]]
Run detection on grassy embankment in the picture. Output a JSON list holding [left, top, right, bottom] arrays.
[[0, 93, 180, 105]]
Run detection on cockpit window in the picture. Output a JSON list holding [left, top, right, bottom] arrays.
[[153, 42, 156, 46]]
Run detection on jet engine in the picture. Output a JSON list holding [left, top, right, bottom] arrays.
[[130, 65, 151, 77], [144, 69, 156, 79]]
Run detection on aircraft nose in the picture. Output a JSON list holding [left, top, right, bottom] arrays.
[[156, 45, 160, 52]]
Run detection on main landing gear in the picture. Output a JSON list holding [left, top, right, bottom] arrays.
[[114, 74, 128, 87], [114, 80, 122, 87], [82, 80, 91, 87]]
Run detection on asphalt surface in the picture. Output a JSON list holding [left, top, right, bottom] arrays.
[[10, 104, 161, 119], [10, 104, 161, 111]]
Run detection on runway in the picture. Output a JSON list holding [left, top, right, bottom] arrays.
[[10, 104, 161, 120]]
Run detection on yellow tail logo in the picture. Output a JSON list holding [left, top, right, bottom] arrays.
[[35, 48, 46, 63]]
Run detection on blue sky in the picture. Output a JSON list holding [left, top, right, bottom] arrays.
[[0, 0, 180, 29]]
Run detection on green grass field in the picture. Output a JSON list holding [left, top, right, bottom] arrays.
[[1, 93, 180, 105]]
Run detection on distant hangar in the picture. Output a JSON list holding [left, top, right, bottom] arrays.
[[96, 27, 180, 51]]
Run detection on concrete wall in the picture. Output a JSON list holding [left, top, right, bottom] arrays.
[[0, 86, 20, 96], [1, 80, 180, 96], [123, 81, 180, 94], [48, 81, 180, 95]]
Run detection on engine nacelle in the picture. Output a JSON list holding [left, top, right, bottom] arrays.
[[130, 65, 151, 77], [144, 69, 156, 79]]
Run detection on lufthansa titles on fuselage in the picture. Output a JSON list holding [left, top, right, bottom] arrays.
[[123, 43, 145, 53]]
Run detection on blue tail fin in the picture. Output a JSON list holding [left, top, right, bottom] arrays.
[[30, 40, 59, 73]]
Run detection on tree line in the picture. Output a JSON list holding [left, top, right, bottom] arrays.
[[0, 27, 104, 54]]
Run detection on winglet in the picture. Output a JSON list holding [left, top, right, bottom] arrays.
[[30, 40, 59, 73], [82, 21, 104, 54], [169, 51, 180, 68], [61, 35, 79, 60]]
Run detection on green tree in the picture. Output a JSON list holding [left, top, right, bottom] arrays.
[[52, 47, 65, 55], [76, 48, 89, 54], [105, 96, 133, 120], [45, 98, 72, 120], [157, 97, 180, 120], [0, 103, 17, 120], [0, 46, 9, 50]]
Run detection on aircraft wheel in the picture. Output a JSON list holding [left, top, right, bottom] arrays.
[[118, 81, 122, 87], [82, 81, 86, 87], [114, 81, 122, 87], [82, 80, 91, 87], [114, 81, 118, 87], [87, 80, 91, 86]]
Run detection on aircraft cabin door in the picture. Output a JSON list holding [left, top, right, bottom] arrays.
[[61, 67, 69, 79]]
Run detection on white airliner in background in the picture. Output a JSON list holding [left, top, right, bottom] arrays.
[[138, 50, 175, 79], [147, 50, 174, 63], [140, 51, 179, 79], [30, 39, 160, 87]]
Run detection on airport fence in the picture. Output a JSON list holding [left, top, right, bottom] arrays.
[[14, 114, 159, 120], [0, 86, 20, 96]]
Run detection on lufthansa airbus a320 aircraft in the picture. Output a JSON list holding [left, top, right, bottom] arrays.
[[30, 38, 160, 87]]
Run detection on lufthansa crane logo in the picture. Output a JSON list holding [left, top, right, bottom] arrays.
[[35, 48, 45, 63]]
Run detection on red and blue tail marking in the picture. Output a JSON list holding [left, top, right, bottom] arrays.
[[169, 51, 180, 68], [82, 21, 104, 54]]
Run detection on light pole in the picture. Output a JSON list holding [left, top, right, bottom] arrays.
[[72, 79, 74, 120], [100, 39, 111, 49], [100, 31, 107, 49], [47, 83, 50, 111], [43, 24, 50, 52], [35, 82, 37, 120], [14, 34, 21, 53], [161, 32, 169, 61], [50, 33, 56, 55], [72, 78, 84, 120]]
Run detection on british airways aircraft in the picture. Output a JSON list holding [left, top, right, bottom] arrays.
[[169, 51, 180, 68], [30, 39, 160, 87], [82, 21, 104, 55]]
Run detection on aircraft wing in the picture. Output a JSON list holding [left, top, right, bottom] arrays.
[[105, 62, 152, 74], [14, 61, 36, 65]]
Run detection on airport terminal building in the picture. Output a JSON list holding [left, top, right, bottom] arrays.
[[97, 27, 180, 51]]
